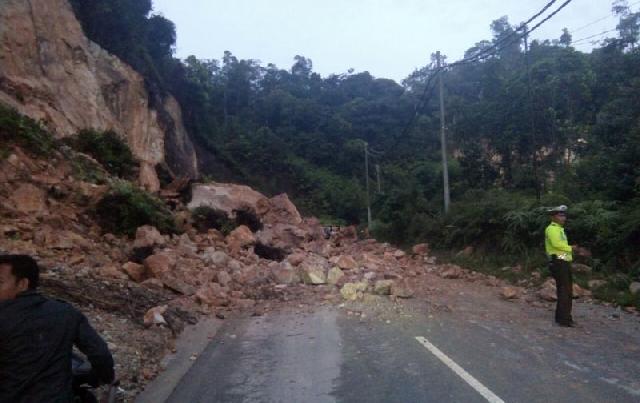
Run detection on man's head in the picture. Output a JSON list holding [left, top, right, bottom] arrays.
[[0, 255, 39, 301], [548, 205, 568, 226]]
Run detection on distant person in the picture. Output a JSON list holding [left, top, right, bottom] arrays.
[[0, 254, 115, 402], [545, 205, 577, 327]]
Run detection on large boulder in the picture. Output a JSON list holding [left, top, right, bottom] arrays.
[[256, 193, 302, 226], [630, 282, 640, 295], [256, 224, 305, 253], [188, 183, 265, 216]]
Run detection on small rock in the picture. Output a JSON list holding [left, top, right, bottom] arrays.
[[411, 243, 429, 256], [374, 280, 394, 295], [143, 305, 168, 327], [500, 286, 521, 300]]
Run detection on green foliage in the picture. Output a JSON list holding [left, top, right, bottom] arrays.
[[68, 2, 640, 280], [93, 181, 177, 237], [0, 104, 57, 156], [191, 206, 237, 235], [65, 129, 137, 178]]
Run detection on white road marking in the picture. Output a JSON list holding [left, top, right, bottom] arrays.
[[415, 336, 505, 403]]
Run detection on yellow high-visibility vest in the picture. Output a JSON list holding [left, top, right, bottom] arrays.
[[545, 222, 573, 262]]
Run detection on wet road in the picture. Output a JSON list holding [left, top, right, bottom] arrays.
[[159, 304, 640, 403]]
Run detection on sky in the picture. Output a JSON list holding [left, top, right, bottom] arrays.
[[152, 0, 630, 83]]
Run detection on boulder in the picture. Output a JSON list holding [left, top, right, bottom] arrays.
[[10, 184, 47, 214], [573, 283, 592, 298], [391, 279, 414, 298], [630, 282, 640, 295], [195, 283, 228, 306], [143, 305, 168, 327], [456, 246, 474, 257], [327, 267, 345, 285], [122, 262, 146, 282], [411, 243, 430, 256], [539, 279, 557, 302], [143, 252, 176, 279], [334, 255, 358, 271], [270, 261, 298, 284], [256, 224, 305, 252], [373, 280, 394, 295], [226, 225, 256, 252], [287, 252, 306, 267], [256, 193, 303, 226], [203, 248, 230, 266], [299, 254, 329, 285], [500, 286, 521, 300], [440, 265, 464, 279], [133, 226, 166, 249], [188, 183, 265, 216], [340, 282, 368, 301], [393, 250, 406, 258]]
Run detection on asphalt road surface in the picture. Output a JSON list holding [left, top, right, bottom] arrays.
[[160, 302, 640, 403]]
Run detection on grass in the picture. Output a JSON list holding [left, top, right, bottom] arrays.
[[64, 129, 137, 178], [0, 104, 58, 156], [93, 180, 178, 237]]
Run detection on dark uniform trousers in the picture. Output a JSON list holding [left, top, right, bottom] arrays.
[[549, 258, 573, 325]]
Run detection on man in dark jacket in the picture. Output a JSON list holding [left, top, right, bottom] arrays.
[[0, 254, 115, 402]]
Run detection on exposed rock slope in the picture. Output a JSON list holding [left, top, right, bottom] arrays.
[[0, 0, 198, 190]]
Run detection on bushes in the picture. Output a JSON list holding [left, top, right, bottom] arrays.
[[65, 129, 137, 178], [93, 181, 176, 236], [191, 206, 237, 235], [0, 105, 57, 156]]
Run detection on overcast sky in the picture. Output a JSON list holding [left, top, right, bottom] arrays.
[[152, 0, 629, 83]]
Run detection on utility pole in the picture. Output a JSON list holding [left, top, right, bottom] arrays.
[[436, 51, 450, 214], [375, 164, 382, 193], [364, 141, 372, 229], [524, 27, 541, 201]]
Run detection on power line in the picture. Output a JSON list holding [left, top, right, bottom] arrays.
[[570, 0, 640, 35], [572, 29, 617, 45], [380, 0, 573, 158]]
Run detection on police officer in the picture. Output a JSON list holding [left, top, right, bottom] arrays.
[[545, 205, 577, 327]]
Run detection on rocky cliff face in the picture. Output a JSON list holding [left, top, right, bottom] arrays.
[[0, 0, 198, 190]]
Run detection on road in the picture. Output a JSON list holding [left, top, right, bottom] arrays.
[[152, 298, 640, 403]]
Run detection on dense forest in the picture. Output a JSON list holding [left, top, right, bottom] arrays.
[[69, 0, 639, 286]]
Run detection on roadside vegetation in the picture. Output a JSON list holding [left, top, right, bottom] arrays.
[[65, 0, 640, 306]]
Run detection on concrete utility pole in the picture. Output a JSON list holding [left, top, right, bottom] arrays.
[[436, 51, 450, 214], [375, 164, 382, 193], [364, 141, 372, 229]]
